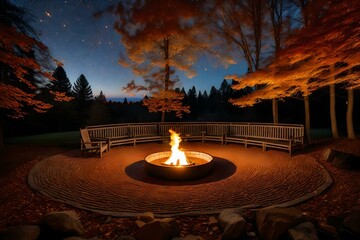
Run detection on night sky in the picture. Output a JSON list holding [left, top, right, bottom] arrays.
[[12, 0, 247, 100]]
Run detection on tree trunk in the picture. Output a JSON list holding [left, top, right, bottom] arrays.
[[330, 84, 339, 138], [304, 95, 312, 145], [346, 88, 355, 139], [162, 37, 170, 123], [272, 98, 278, 124]]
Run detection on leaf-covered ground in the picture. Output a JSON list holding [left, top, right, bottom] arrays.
[[0, 139, 359, 240]]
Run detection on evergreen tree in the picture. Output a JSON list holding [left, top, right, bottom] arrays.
[[219, 79, 232, 101], [72, 74, 93, 104], [95, 90, 107, 103], [52, 65, 72, 95], [203, 90, 209, 99], [187, 86, 197, 104]]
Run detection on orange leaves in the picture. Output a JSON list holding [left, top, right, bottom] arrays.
[[229, 0, 360, 107], [0, 6, 60, 118], [143, 90, 190, 118], [49, 91, 74, 102]]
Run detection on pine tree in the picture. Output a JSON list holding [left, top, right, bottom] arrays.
[[95, 90, 107, 103], [72, 74, 93, 104], [52, 65, 72, 95]]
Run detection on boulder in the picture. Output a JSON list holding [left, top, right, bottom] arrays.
[[288, 221, 318, 240], [135, 220, 146, 228], [136, 212, 155, 223], [327, 215, 345, 230], [218, 208, 246, 240], [0, 225, 40, 240], [343, 208, 360, 234], [133, 220, 180, 240], [321, 148, 338, 162], [332, 152, 360, 170], [208, 216, 218, 225], [39, 210, 85, 239], [256, 207, 305, 240]]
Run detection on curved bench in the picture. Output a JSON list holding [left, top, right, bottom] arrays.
[[84, 122, 304, 156]]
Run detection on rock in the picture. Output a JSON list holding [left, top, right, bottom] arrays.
[[327, 215, 345, 230], [133, 220, 180, 240], [317, 228, 338, 240], [39, 210, 85, 239], [321, 148, 338, 162], [256, 207, 305, 240], [319, 223, 337, 235], [246, 231, 257, 238], [218, 208, 246, 240], [116, 236, 136, 240], [332, 152, 360, 170], [136, 212, 155, 223], [209, 216, 218, 225], [343, 208, 360, 235], [135, 220, 146, 228], [303, 213, 320, 228], [0, 225, 40, 240], [288, 221, 318, 240]]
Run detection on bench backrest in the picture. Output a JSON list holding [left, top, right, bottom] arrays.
[[86, 122, 304, 143], [80, 128, 93, 148], [229, 123, 304, 142], [129, 124, 158, 136], [88, 125, 129, 138]]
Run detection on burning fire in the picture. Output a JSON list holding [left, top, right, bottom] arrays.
[[164, 129, 191, 166]]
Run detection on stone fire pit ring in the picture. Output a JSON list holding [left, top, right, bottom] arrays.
[[145, 150, 214, 181]]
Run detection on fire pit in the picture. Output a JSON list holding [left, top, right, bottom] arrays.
[[145, 130, 214, 180]]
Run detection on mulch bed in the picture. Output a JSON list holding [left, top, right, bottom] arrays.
[[0, 139, 359, 240]]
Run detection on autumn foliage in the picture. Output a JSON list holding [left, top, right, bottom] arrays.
[[228, 0, 360, 107], [0, 1, 70, 119]]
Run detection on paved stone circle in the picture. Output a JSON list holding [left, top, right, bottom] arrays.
[[28, 143, 331, 217]]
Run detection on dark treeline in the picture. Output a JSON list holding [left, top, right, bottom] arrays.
[[4, 66, 360, 138]]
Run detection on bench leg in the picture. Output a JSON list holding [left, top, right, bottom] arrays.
[[262, 143, 266, 151]]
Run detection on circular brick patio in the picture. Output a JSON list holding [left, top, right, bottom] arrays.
[[28, 143, 331, 217]]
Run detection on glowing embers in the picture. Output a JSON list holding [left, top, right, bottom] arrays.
[[144, 130, 213, 181]]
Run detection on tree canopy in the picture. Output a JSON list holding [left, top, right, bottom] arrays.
[[228, 0, 360, 107], [114, 0, 211, 120], [0, 0, 71, 118]]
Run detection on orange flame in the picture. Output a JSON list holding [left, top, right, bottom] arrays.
[[164, 129, 190, 166]]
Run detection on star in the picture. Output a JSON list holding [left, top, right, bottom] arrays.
[[45, 11, 52, 18]]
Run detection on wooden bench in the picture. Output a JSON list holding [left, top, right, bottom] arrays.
[[129, 124, 163, 145], [87, 124, 135, 148], [225, 123, 304, 156], [203, 124, 227, 145], [84, 122, 304, 156], [80, 128, 109, 158]]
